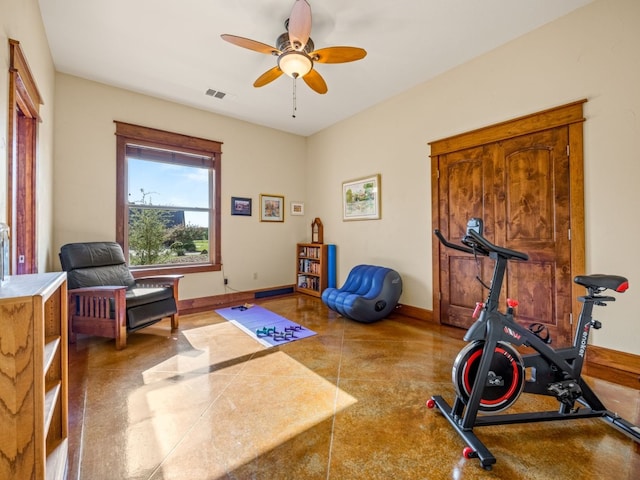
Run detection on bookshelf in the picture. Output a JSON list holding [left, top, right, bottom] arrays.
[[296, 243, 328, 297], [0, 272, 68, 480]]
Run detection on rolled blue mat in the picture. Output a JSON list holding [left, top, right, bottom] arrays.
[[327, 244, 337, 288]]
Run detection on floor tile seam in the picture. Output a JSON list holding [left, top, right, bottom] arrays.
[[75, 388, 89, 480], [326, 318, 348, 480], [233, 371, 339, 378], [145, 367, 246, 480], [142, 346, 260, 479], [340, 337, 441, 343]]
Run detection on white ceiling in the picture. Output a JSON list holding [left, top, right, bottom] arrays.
[[38, 0, 592, 137]]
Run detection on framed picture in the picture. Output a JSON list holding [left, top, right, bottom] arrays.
[[260, 194, 284, 222], [231, 197, 252, 216], [290, 201, 305, 216], [342, 174, 381, 221]]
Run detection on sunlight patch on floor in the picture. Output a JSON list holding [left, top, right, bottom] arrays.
[[122, 322, 357, 478]]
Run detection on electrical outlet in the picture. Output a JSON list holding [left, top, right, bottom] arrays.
[[224, 278, 228, 285]]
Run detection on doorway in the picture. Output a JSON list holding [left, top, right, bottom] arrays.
[[430, 100, 586, 346]]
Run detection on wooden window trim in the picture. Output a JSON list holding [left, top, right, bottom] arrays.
[[115, 121, 223, 276]]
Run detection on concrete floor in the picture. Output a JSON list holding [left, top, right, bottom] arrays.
[[66, 295, 640, 479]]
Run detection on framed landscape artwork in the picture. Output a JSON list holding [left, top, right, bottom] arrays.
[[231, 197, 252, 216], [260, 194, 284, 222], [342, 174, 381, 221]]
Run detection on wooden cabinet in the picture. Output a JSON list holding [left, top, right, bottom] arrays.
[[0, 272, 68, 480], [296, 243, 328, 297]]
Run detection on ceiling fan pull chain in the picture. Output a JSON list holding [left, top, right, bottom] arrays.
[[292, 77, 297, 118]]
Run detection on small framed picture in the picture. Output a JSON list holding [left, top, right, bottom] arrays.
[[260, 194, 284, 222], [290, 201, 305, 216], [231, 197, 252, 216], [342, 174, 381, 221]]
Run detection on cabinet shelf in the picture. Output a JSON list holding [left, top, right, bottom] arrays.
[[0, 272, 68, 480], [44, 336, 61, 373], [296, 243, 328, 297], [44, 382, 62, 435]]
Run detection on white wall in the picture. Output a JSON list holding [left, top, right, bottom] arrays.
[[1, 0, 56, 271], [307, 0, 640, 354], [52, 74, 308, 298]]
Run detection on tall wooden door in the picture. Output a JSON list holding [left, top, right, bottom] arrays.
[[431, 101, 585, 347]]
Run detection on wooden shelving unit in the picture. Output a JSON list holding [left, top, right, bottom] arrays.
[[296, 243, 328, 297], [0, 272, 68, 480]]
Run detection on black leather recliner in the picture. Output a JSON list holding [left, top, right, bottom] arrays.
[[59, 241, 182, 349]]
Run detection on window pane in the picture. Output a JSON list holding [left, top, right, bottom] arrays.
[[128, 158, 209, 209], [127, 157, 211, 267], [116, 122, 222, 274]]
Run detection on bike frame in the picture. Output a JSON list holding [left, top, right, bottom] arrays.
[[430, 228, 640, 470]]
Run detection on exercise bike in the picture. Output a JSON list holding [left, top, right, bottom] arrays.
[[427, 218, 640, 470]]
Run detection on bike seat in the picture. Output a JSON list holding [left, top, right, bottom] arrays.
[[573, 274, 629, 292]]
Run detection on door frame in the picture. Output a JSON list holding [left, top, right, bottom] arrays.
[[7, 39, 42, 274], [430, 100, 586, 339]]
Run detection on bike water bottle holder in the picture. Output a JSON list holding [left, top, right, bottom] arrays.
[[528, 323, 552, 344]]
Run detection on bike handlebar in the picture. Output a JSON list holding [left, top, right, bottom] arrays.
[[434, 228, 529, 262]]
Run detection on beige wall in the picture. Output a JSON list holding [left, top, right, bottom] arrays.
[[1, 0, 56, 271], [307, 0, 640, 354], [52, 74, 308, 298], [5, 0, 639, 355]]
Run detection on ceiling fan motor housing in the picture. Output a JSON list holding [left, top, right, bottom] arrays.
[[276, 32, 314, 54]]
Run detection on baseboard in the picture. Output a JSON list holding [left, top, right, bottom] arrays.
[[585, 345, 640, 389], [393, 303, 434, 323], [178, 284, 296, 314]]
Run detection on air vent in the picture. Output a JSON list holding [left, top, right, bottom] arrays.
[[205, 88, 226, 99]]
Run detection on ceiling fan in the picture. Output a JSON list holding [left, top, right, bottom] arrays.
[[221, 0, 367, 95]]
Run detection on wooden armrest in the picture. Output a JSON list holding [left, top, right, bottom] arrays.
[[68, 286, 127, 322]]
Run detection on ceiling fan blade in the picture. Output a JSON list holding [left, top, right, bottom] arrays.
[[303, 69, 328, 94], [254, 67, 284, 88], [288, 0, 312, 50], [221, 34, 280, 55], [311, 46, 367, 64]]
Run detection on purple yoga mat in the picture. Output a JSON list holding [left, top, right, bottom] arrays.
[[215, 305, 316, 347]]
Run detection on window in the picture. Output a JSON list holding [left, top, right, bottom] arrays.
[[115, 122, 222, 275]]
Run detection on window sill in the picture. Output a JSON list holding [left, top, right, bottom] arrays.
[[131, 263, 221, 278]]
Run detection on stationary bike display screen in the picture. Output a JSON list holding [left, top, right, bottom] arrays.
[[466, 218, 483, 236]]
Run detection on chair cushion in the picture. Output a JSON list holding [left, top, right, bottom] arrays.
[[107, 286, 176, 330], [60, 241, 128, 269], [126, 286, 174, 308], [60, 242, 135, 289], [67, 264, 135, 290], [125, 287, 177, 330]]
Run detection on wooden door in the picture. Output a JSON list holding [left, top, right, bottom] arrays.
[[431, 101, 585, 347], [436, 146, 495, 330]]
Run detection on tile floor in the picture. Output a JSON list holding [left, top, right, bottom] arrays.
[[67, 295, 640, 479]]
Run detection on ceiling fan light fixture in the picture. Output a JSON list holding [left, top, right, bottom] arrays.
[[278, 51, 313, 78]]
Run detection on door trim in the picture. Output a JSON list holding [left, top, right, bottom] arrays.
[[8, 39, 42, 274], [429, 100, 586, 339]]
